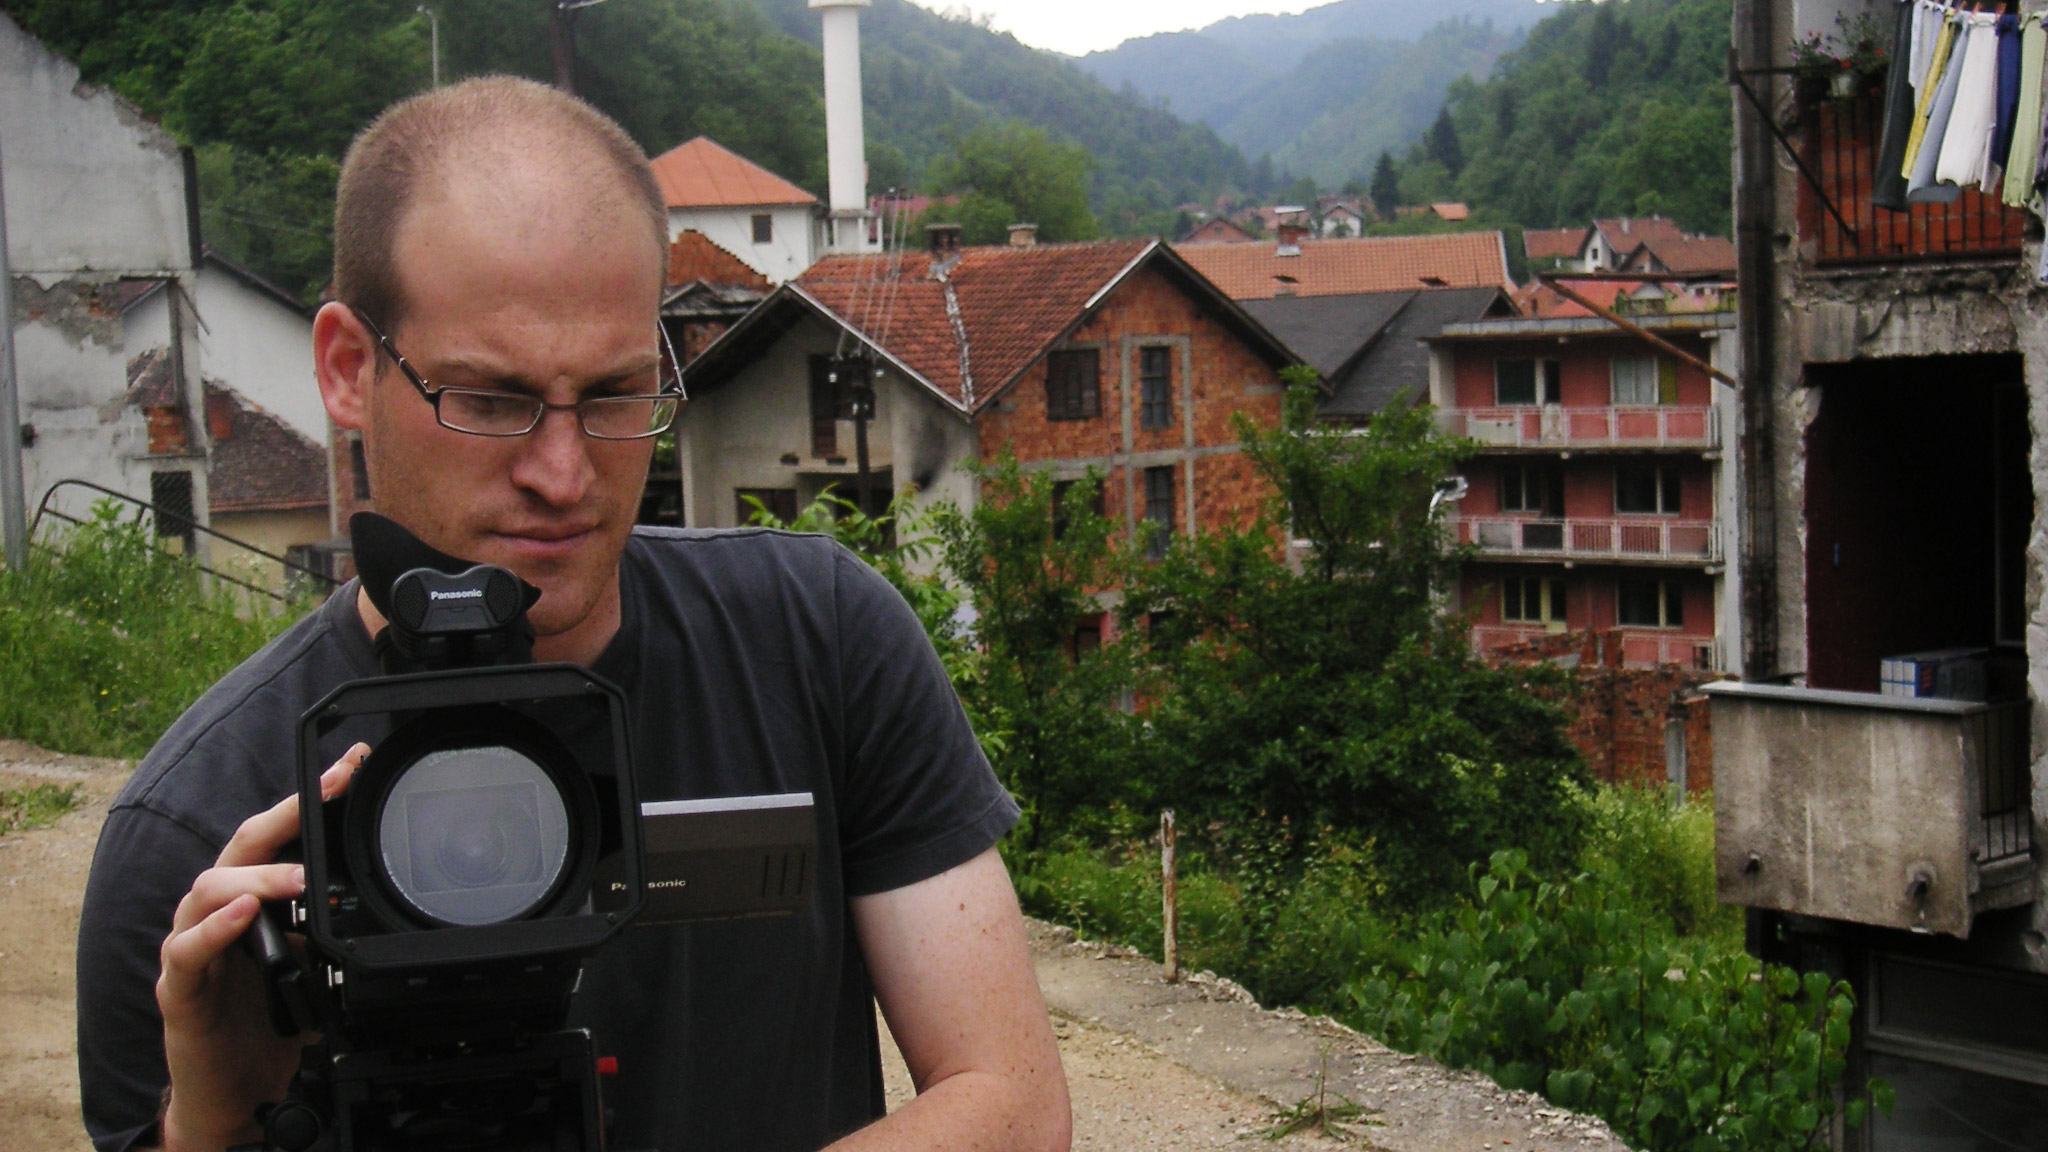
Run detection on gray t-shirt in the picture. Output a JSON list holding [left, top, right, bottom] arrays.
[[75, 527, 1019, 1152]]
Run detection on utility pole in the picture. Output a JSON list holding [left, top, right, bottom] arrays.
[[418, 6, 440, 88], [0, 128, 26, 573], [550, 0, 613, 95]]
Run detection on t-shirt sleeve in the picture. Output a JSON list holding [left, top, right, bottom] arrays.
[[76, 805, 220, 1152], [828, 546, 1019, 897]]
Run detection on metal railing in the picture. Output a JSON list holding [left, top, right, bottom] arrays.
[[1439, 404, 1719, 450], [1451, 515, 1721, 563], [1471, 624, 1720, 670], [1803, 88, 2028, 265], [30, 479, 341, 603]]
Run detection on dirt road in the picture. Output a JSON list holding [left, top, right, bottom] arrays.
[[1, 744, 1621, 1151]]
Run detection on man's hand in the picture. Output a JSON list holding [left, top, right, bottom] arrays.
[[154, 744, 366, 1152], [839, 847, 1072, 1152]]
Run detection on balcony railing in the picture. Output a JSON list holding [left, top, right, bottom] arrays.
[[1708, 682, 2032, 938], [1440, 405, 1720, 450], [1451, 515, 1721, 564], [1802, 88, 2028, 265], [1473, 624, 1719, 670]]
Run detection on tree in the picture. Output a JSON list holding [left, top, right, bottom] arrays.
[[1369, 152, 1400, 220], [923, 121, 1099, 245], [1424, 106, 1464, 180]]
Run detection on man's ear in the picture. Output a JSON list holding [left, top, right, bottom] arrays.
[[314, 302, 376, 432]]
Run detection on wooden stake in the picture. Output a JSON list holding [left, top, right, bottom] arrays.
[[1160, 809, 1179, 982]]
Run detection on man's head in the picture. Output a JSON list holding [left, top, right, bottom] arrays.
[[315, 77, 670, 657]]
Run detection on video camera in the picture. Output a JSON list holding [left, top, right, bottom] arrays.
[[244, 513, 815, 1152]]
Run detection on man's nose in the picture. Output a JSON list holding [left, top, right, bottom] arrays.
[[510, 406, 596, 507]]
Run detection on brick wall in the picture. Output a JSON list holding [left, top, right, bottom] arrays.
[[1491, 628, 1722, 793], [971, 263, 1284, 544]]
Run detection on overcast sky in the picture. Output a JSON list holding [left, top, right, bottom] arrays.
[[903, 1, 1331, 57]]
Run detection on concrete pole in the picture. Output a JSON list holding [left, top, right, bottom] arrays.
[[0, 130, 26, 572], [418, 6, 440, 88], [1159, 809, 1179, 982], [812, 0, 871, 236]]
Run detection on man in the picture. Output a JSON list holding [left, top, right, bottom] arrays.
[[76, 77, 1070, 1152]]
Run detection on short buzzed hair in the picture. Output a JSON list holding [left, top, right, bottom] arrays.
[[334, 76, 667, 329]]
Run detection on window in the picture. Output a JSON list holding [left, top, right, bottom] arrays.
[[1615, 463, 1681, 514], [736, 487, 798, 525], [1046, 349, 1101, 420], [809, 355, 854, 458], [751, 213, 773, 244], [1611, 355, 1678, 405], [1052, 478, 1105, 540], [1502, 576, 1567, 624], [1617, 578, 1684, 628], [1499, 462, 1563, 516], [1495, 358, 1561, 406], [1143, 465, 1175, 559], [1070, 615, 1104, 661], [1139, 346, 1174, 429], [150, 470, 196, 553]]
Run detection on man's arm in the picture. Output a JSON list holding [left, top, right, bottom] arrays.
[[834, 847, 1071, 1152]]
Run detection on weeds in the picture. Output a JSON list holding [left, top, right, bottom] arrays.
[[0, 783, 82, 833], [1262, 1049, 1379, 1142]]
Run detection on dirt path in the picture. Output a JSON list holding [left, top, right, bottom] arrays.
[[1, 746, 1622, 1151]]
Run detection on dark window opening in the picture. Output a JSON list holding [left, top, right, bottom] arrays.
[[1052, 478, 1106, 540], [1140, 346, 1174, 430], [809, 355, 854, 458], [1499, 462, 1564, 517], [1618, 578, 1683, 629], [1804, 357, 2029, 692], [1496, 358, 1561, 406], [1046, 349, 1101, 421], [1069, 615, 1104, 662], [1143, 465, 1175, 559], [1615, 463, 1681, 515], [1503, 576, 1566, 624], [751, 213, 773, 244], [151, 470, 197, 554], [736, 487, 798, 526]]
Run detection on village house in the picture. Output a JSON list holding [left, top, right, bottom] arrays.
[[674, 228, 1298, 580], [1712, 0, 2048, 1144], [650, 136, 824, 286]]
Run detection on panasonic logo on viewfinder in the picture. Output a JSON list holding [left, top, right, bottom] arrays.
[[428, 588, 485, 601]]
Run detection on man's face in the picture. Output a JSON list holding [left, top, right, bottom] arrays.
[[336, 167, 665, 649]]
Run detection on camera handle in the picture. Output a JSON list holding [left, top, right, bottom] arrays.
[[243, 900, 319, 1039]]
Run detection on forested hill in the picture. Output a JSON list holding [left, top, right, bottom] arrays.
[[3, 0, 1249, 301], [1077, 0, 1542, 187], [1389, 0, 1735, 236]]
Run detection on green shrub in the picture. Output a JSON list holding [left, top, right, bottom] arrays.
[[0, 503, 310, 758], [0, 783, 82, 833], [1580, 785, 1737, 947]]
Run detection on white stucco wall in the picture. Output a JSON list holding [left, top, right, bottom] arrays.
[[1793, 0, 1887, 49], [2, 12, 200, 529], [125, 263, 322, 441], [678, 314, 978, 573], [669, 205, 819, 284]]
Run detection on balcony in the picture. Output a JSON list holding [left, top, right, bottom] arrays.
[[1439, 405, 1720, 451], [1473, 624, 1719, 671], [1450, 515, 1721, 565], [1708, 682, 2032, 938], [1801, 89, 2028, 266]]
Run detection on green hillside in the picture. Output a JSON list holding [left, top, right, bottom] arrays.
[[1390, 0, 1734, 235]]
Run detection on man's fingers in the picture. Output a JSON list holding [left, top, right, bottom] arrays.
[[158, 892, 262, 1008], [170, 863, 305, 937], [216, 743, 368, 868]]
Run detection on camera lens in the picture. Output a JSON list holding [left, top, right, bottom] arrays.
[[376, 744, 572, 926]]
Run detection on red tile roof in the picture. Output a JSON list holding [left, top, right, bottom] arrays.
[[667, 230, 770, 290], [1621, 234, 1737, 275], [1183, 217, 1256, 245], [203, 384, 328, 513], [1173, 232, 1509, 301], [1430, 202, 1470, 221], [1591, 216, 1687, 255], [795, 240, 1154, 409], [649, 136, 817, 209], [1522, 227, 1588, 261]]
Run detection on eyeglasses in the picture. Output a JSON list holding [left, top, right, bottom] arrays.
[[348, 305, 685, 440]]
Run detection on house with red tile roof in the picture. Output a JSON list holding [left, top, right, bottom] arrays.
[[1173, 231, 1511, 301], [676, 233, 1299, 562], [1522, 226, 1589, 267], [650, 136, 822, 284], [1182, 216, 1257, 245]]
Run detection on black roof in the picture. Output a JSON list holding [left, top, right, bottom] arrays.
[[1246, 286, 1511, 419]]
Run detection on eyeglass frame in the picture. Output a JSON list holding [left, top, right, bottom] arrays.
[[345, 304, 687, 440]]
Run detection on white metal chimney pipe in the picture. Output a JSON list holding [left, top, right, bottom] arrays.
[[811, 0, 870, 217]]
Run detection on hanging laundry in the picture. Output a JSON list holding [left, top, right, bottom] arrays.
[[1903, 10, 1961, 174], [2004, 15, 2045, 207], [1984, 14, 2022, 193], [1908, 0, 1944, 100], [1908, 11, 1968, 203], [1874, 0, 1919, 210], [1934, 12, 1999, 188]]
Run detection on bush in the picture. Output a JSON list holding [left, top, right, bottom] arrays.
[[0, 503, 309, 758], [1580, 785, 1736, 947]]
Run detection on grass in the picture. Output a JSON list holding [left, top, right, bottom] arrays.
[[0, 502, 313, 759], [0, 783, 82, 833]]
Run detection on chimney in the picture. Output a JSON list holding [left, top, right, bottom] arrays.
[[926, 223, 962, 259], [811, 0, 873, 251], [1276, 221, 1309, 256], [1007, 223, 1038, 247]]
